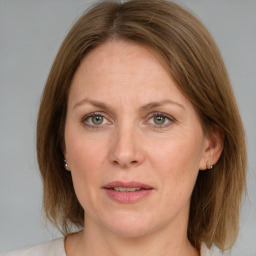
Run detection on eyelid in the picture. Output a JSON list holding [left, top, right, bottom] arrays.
[[147, 112, 174, 120], [81, 112, 111, 128], [146, 112, 175, 128]]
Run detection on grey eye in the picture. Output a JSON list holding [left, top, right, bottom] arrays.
[[147, 113, 173, 128], [82, 112, 110, 128], [91, 115, 104, 125], [153, 116, 166, 125]]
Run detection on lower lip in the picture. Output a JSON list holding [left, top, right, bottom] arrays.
[[104, 189, 153, 203]]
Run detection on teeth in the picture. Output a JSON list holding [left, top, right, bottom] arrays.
[[113, 187, 141, 192]]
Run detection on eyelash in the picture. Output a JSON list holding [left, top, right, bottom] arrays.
[[81, 112, 107, 129], [146, 112, 174, 128], [81, 112, 175, 129]]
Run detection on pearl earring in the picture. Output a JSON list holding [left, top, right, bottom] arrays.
[[64, 159, 69, 170], [207, 163, 213, 170]]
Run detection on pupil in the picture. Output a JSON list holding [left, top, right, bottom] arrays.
[[92, 116, 103, 125], [154, 116, 165, 125]]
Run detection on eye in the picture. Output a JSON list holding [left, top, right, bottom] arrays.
[[153, 116, 166, 125], [90, 115, 104, 125], [82, 112, 109, 128], [147, 112, 174, 128]]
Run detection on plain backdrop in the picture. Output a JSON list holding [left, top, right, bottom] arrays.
[[0, 0, 255, 255]]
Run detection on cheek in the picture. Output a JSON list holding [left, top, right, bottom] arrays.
[[64, 133, 108, 212], [149, 135, 203, 199], [151, 135, 203, 173], [64, 127, 109, 197], [65, 128, 108, 172]]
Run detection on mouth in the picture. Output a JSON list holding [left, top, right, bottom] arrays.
[[103, 181, 154, 203], [103, 181, 153, 191], [109, 187, 144, 192]]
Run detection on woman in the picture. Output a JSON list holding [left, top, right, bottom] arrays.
[[5, 0, 247, 255]]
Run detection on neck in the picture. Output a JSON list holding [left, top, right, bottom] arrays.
[[66, 217, 199, 256]]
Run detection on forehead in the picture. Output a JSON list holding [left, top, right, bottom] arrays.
[[69, 40, 181, 100], [78, 40, 170, 78]]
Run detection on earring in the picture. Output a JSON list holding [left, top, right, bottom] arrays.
[[64, 159, 69, 170], [207, 163, 214, 170]]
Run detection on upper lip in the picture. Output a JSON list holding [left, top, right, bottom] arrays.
[[103, 181, 153, 189]]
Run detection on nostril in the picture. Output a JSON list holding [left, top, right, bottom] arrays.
[[113, 160, 119, 165], [112, 159, 138, 168]]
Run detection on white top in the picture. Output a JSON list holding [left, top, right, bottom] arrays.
[[3, 237, 215, 256]]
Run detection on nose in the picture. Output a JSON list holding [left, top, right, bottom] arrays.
[[109, 124, 145, 168]]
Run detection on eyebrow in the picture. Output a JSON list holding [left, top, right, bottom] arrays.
[[73, 98, 185, 111], [139, 99, 185, 111]]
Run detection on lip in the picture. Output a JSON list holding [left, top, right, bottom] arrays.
[[103, 181, 153, 189], [103, 181, 154, 204]]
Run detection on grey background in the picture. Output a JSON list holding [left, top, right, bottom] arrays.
[[0, 0, 255, 255]]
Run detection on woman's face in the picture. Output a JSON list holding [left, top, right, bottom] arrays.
[[64, 40, 211, 238]]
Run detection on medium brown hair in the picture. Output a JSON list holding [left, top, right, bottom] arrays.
[[37, 0, 247, 251]]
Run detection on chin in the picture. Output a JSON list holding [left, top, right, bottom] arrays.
[[100, 211, 159, 238]]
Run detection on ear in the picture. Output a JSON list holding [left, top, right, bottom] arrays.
[[199, 126, 224, 170]]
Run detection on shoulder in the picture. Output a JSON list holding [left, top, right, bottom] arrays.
[[2, 237, 66, 256]]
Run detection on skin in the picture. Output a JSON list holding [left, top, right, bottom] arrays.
[[64, 40, 223, 256]]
